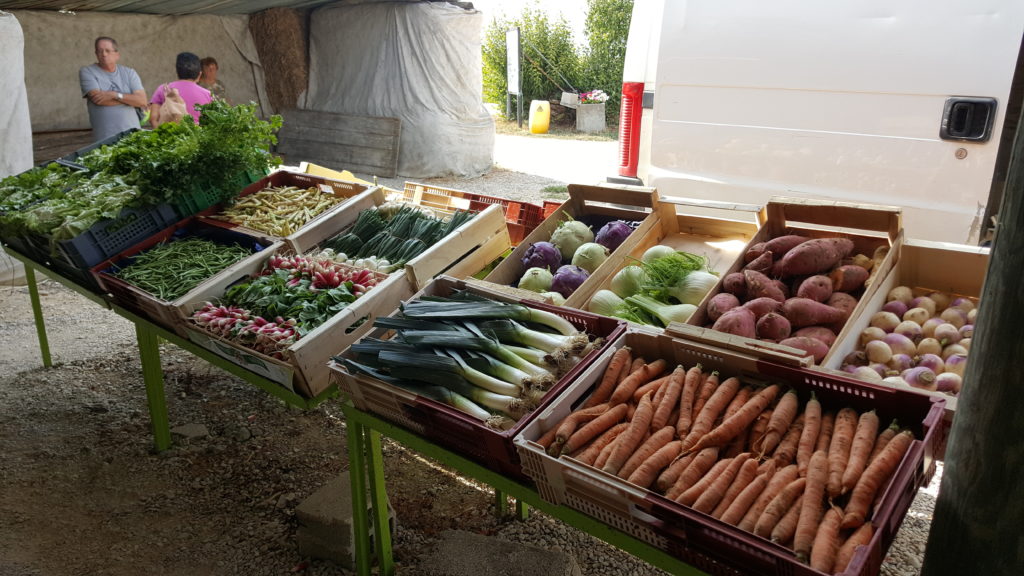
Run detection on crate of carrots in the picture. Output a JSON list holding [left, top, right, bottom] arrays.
[[514, 327, 943, 576]]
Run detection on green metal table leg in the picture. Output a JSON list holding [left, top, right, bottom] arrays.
[[135, 323, 171, 452], [515, 498, 529, 520], [347, 422, 372, 576], [25, 267, 52, 368], [367, 430, 394, 576]]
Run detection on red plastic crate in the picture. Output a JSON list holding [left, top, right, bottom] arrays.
[[401, 182, 545, 245], [542, 199, 562, 220], [331, 275, 627, 480], [515, 328, 943, 576]]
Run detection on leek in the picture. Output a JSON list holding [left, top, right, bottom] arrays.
[[375, 350, 523, 398], [480, 319, 589, 358], [341, 359, 492, 421], [387, 365, 528, 420], [398, 330, 556, 389], [400, 299, 577, 336]]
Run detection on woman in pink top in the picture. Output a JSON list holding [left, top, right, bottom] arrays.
[[149, 52, 212, 127]]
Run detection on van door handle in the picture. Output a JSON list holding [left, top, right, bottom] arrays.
[[940, 97, 996, 142]]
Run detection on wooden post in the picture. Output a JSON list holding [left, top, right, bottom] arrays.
[[921, 120, 1024, 573]]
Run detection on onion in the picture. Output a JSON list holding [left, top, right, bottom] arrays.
[[909, 296, 937, 318], [952, 297, 975, 312], [886, 286, 913, 304], [921, 317, 945, 339], [942, 344, 968, 361], [882, 300, 909, 318], [940, 307, 967, 328], [935, 372, 962, 394], [959, 324, 974, 339], [883, 333, 916, 357], [915, 353, 944, 374], [865, 340, 893, 364], [902, 366, 937, 391], [902, 307, 930, 326], [933, 323, 961, 345], [887, 353, 914, 373], [859, 326, 887, 347], [894, 321, 923, 343], [870, 311, 901, 333], [916, 337, 943, 357], [944, 353, 968, 376], [927, 291, 952, 311], [853, 366, 883, 381]]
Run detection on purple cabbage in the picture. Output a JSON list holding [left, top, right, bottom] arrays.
[[550, 265, 590, 298], [521, 241, 562, 273], [595, 220, 633, 252]]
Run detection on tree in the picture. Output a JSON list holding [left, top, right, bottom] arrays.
[[582, 0, 633, 121]]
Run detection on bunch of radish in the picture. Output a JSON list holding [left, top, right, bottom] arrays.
[[191, 303, 297, 359], [704, 235, 886, 363], [840, 286, 976, 395], [265, 254, 382, 294], [534, 349, 916, 574]]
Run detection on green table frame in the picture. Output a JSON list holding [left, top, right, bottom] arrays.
[[8, 248, 335, 452]]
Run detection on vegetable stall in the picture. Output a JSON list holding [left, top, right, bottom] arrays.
[[0, 105, 992, 576]]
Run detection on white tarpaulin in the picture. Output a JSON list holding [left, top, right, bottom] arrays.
[[12, 9, 272, 132], [306, 1, 494, 178], [1, 11, 32, 285]]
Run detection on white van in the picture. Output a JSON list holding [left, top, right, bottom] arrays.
[[611, 0, 1024, 245]]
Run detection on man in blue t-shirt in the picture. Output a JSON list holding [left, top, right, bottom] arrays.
[[79, 36, 148, 142]]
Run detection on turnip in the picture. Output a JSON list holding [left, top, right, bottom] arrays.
[[944, 353, 968, 377], [887, 286, 913, 305], [867, 363, 889, 378], [842, 350, 868, 367], [933, 323, 961, 345], [902, 307, 931, 326], [887, 353, 914, 374], [927, 291, 952, 311], [865, 340, 893, 364], [859, 326, 887, 347], [882, 300, 909, 318], [909, 296, 937, 318], [967, 308, 978, 323], [935, 372, 963, 394], [902, 366, 937, 391], [959, 324, 974, 339], [921, 317, 946, 339], [952, 297, 976, 312], [884, 333, 917, 357], [916, 337, 942, 356], [942, 344, 968, 361], [959, 337, 971, 351], [893, 321, 923, 343], [853, 366, 883, 381], [940, 307, 967, 328], [882, 375, 909, 388], [869, 311, 901, 332], [915, 353, 944, 374]]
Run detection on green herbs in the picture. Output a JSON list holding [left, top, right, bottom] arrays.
[[113, 237, 252, 300]]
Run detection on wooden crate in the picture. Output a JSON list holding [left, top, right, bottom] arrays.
[[675, 196, 903, 366], [400, 181, 546, 245], [463, 183, 661, 308]]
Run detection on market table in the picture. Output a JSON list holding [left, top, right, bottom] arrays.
[[340, 402, 709, 576], [5, 247, 336, 452]]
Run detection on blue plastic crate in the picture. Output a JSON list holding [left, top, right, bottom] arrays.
[[56, 203, 180, 269]]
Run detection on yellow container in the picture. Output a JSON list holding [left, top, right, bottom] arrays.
[[528, 100, 550, 134]]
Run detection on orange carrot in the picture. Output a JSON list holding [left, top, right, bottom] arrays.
[[739, 463, 798, 533], [826, 407, 859, 499], [629, 356, 646, 374], [771, 413, 805, 467], [571, 422, 629, 466], [618, 425, 676, 480], [841, 430, 914, 529], [690, 371, 719, 421], [810, 507, 843, 572], [547, 403, 610, 454], [834, 521, 874, 572], [722, 385, 754, 425], [603, 392, 657, 475], [748, 408, 773, 452], [693, 453, 750, 514], [769, 493, 804, 545], [794, 449, 828, 561], [674, 364, 705, 438], [594, 433, 620, 470], [559, 403, 629, 456], [815, 411, 835, 454], [867, 420, 899, 466], [681, 375, 740, 451], [657, 451, 697, 494], [757, 388, 799, 457], [685, 384, 781, 455], [632, 374, 671, 403], [583, 346, 632, 408], [720, 465, 771, 526], [665, 446, 720, 500], [677, 458, 731, 507], [840, 409, 880, 495], [712, 457, 760, 519], [797, 392, 822, 477], [753, 477, 806, 538], [651, 366, 687, 430], [609, 359, 668, 406], [628, 439, 683, 489]]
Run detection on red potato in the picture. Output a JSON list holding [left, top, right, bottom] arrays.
[[793, 326, 837, 347], [708, 293, 741, 322], [763, 234, 812, 258], [712, 307, 757, 338], [744, 250, 774, 273], [757, 312, 792, 341], [782, 297, 846, 328], [743, 297, 783, 320], [778, 237, 855, 276], [829, 264, 870, 292], [744, 269, 786, 303], [796, 275, 834, 303], [779, 336, 830, 362], [723, 272, 747, 299]]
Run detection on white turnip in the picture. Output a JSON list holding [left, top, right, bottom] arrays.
[[887, 353, 914, 374], [959, 324, 974, 339], [894, 321, 923, 343], [935, 372, 962, 394], [927, 291, 952, 311], [940, 307, 967, 328], [933, 323, 962, 345], [883, 333, 917, 357], [959, 337, 971, 351], [915, 353, 944, 374], [916, 337, 943, 357], [869, 311, 901, 332], [865, 340, 893, 364], [942, 344, 969, 361], [944, 353, 968, 376], [887, 286, 913, 305], [952, 297, 976, 312], [853, 366, 883, 381], [903, 307, 931, 326], [859, 326, 887, 348], [967, 308, 978, 323], [902, 366, 937, 391], [909, 296, 937, 318], [882, 300, 909, 318], [921, 317, 946, 339]]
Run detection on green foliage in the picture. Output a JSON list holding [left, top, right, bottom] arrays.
[[583, 0, 633, 121]]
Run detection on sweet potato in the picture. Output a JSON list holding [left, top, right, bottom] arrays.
[[779, 336, 830, 362], [796, 275, 833, 303], [793, 326, 837, 347], [763, 235, 811, 258], [743, 297, 783, 320], [829, 264, 870, 292], [722, 272, 747, 299], [708, 293, 741, 322], [744, 250, 773, 273], [712, 307, 756, 338], [826, 292, 859, 333], [744, 242, 767, 263], [756, 312, 792, 341], [772, 280, 791, 299], [744, 270, 786, 303], [781, 298, 846, 328], [778, 237, 855, 276]]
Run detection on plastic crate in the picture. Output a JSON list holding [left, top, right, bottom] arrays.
[[55, 202, 180, 269], [57, 128, 139, 167], [514, 327, 943, 576], [330, 275, 627, 480], [2, 234, 104, 293], [92, 218, 275, 335], [542, 199, 562, 219], [171, 169, 269, 219], [402, 182, 545, 245]]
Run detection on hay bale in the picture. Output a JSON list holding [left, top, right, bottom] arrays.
[[250, 8, 309, 113]]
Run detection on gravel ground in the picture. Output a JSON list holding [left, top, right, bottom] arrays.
[[1, 133, 938, 575]]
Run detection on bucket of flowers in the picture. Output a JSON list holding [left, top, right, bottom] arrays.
[[579, 89, 610, 104]]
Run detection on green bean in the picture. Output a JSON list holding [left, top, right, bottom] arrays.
[[113, 237, 251, 300]]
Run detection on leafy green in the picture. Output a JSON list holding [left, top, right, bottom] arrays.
[[223, 269, 357, 335]]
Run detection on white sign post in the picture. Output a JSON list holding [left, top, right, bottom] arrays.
[[506, 27, 522, 127]]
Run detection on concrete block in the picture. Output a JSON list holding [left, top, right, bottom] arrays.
[[417, 529, 582, 576], [295, 471, 395, 569], [576, 103, 606, 133]]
